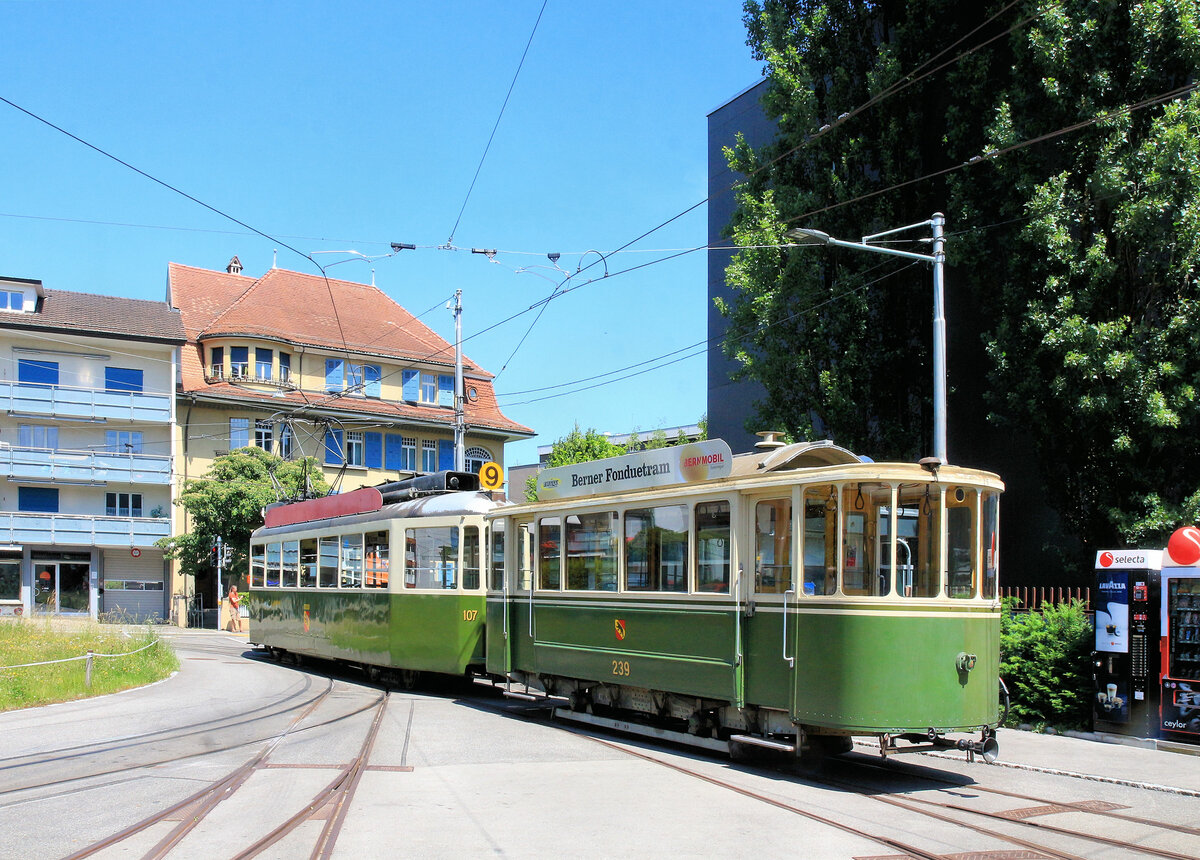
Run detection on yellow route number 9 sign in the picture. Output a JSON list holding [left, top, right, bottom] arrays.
[[479, 461, 504, 490]]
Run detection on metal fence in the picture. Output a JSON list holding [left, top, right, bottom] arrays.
[[1000, 585, 1091, 612]]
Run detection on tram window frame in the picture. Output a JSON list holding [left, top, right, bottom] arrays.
[[565, 511, 618, 591], [695, 500, 731, 594], [463, 525, 481, 590], [946, 487, 979, 599], [404, 526, 459, 589], [250, 543, 265, 588], [840, 484, 891, 597], [318, 536, 338, 587], [282, 540, 300, 588], [299, 538, 318, 588], [624, 504, 689, 593], [754, 497, 792, 594], [897, 483, 942, 598], [265, 542, 281, 587], [801, 485, 838, 596], [340, 533, 364, 588], [364, 530, 389, 589], [982, 491, 999, 600], [489, 519, 506, 591], [537, 517, 561, 590]]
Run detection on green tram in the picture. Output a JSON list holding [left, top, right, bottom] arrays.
[[485, 439, 1004, 759], [248, 472, 493, 684]]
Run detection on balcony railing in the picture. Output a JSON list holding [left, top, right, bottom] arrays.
[[0, 512, 170, 547], [0, 381, 171, 423], [0, 446, 171, 485], [205, 366, 296, 389]]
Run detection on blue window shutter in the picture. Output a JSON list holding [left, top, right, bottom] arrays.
[[402, 369, 419, 401], [438, 439, 454, 470], [17, 359, 58, 386], [364, 365, 381, 398], [104, 367, 144, 393], [325, 359, 344, 392], [324, 429, 344, 464], [365, 432, 383, 468], [384, 434, 403, 469], [438, 375, 454, 407], [18, 487, 59, 513]]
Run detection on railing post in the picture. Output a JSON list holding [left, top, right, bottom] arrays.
[[85, 650, 94, 688]]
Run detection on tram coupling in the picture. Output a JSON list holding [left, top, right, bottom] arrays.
[[878, 729, 999, 764]]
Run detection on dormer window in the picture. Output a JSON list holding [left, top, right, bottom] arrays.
[[0, 290, 25, 312]]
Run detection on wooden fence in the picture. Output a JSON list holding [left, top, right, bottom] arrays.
[[999, 586, 1090, 612]]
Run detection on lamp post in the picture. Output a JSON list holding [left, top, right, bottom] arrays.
[[787, 213, 948, 465]]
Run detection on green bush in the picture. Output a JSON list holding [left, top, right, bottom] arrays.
[[999, 598, 1093, 730]]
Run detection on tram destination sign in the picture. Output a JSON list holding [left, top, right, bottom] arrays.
[[537, 439, 734, 501]]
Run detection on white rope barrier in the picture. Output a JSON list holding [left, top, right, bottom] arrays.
[[1, 639, 160, 671]]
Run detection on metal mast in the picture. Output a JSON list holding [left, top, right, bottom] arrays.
[[452, 289, 465, 470]]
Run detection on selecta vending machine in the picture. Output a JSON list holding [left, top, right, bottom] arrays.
[[1159, 526, 1200, 741]]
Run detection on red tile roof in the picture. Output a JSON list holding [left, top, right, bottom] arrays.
[[0, 288, 185, 344], [169, 264, 532, 438]]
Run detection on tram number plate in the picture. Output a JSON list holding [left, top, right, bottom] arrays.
[[462, 609, 479, 622], [611, 660, 631, 677]]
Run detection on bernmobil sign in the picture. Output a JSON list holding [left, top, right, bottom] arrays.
[[1096, 550, 1162, 570]]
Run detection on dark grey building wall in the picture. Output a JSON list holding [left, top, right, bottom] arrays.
[[707, 80, 773, 456]]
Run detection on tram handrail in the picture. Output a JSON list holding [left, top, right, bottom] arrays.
[[783, 588, 796, 668]]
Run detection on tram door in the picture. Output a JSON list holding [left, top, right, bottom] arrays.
[[749, 494, 799, 711]]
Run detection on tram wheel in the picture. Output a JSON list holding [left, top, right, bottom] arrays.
[[399, 669, 420, 690]]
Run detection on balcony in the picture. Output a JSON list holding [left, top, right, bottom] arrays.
[[0, 446, 171, 485], [0, 381, 171, 423], [204, 366, 296, 390], [0, 512, 170, 547]]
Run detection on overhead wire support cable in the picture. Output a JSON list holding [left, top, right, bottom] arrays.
[[444, 0, 548, 246]]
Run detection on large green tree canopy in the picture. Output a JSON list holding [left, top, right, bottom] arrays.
[[721, 0, 1200, 549]]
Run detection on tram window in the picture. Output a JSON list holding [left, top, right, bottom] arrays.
[[538, 517, 561, 590], [341, 534, 364, 588], [696, 501, 731, 593], [365, 531, 389, 589], [405, 527, 458, 589], [266, 542, 281, 587], [489, 520, 506, 590], [250, 544, 265, 588], [299, 538, 318, 588], [318, 537, 338, 588], [982, 492, 999, 599], [281, 540, 299, 588], [625, 505, 688, 592], [755, 498, 792, 594], [566, 511, 617, 591], [518, 523, 533, 591], [945, 487, 979, 598], [463, 526, 481, 590], [841, 485, 888, 597], [802, 486, 837, 596], [898, 485, 941, 597]]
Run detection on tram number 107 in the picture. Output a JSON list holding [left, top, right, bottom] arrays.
[[462, 609, 479, 622]]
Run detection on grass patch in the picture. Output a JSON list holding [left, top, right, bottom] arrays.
[[0, 619, 179, 712]]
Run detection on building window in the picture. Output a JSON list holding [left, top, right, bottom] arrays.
[[105, 430, 143, 453], [19, 425, 58, 450], [278, 423, 294, 459], [106, 492, 143, 517], [254, 420, 273, 450], [464, 446, 491, 473], [209, 346, 224, 378], [104, 367, 144, 393], [230, 346, 249, 378], [346, 431, 364, 466], [255, 348, 273, 380], [0, 290, 24, 311], [278, 352, 291, 383], [18, 487, 59, 513], [17, 359, 58, 387], [402, 437, 417, 471], [230, 418, 250, 449], [421, 439, 437, 472], [419, 373, 437, 403]]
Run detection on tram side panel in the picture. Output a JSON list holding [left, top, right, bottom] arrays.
[[252, 589, 391, 665], [390, 592, 486, 674]]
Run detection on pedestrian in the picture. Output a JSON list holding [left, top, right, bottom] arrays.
[[228, 585, 242, 632]]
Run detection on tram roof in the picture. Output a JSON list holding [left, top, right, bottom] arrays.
[[252, 490, 504, 538]]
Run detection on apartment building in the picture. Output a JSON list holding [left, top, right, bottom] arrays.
[[167, 260, 534, 618], [0, 276, 185, 621]]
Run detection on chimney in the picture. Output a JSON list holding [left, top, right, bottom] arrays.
[[226, 256, 243, 275]]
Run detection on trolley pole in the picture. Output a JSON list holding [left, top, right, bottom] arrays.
[[451, 289, 465, 471], [215, 535, 224, 631]]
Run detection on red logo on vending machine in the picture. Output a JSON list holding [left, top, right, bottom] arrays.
[[1099, 551, 1115, 568]]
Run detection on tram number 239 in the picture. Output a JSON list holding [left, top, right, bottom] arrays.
[[462, 609, 479, 621], [611, 660, 631, 677]]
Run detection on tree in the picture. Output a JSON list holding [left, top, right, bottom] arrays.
[[525, 425, 626, 502], [158, 447, 329, 587], [722, 0, 1200, 551]]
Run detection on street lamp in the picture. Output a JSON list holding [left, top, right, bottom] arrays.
[[788, 213, 948, 465]]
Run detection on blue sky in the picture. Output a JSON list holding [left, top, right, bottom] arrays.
[[1, 1, 764, 468]]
